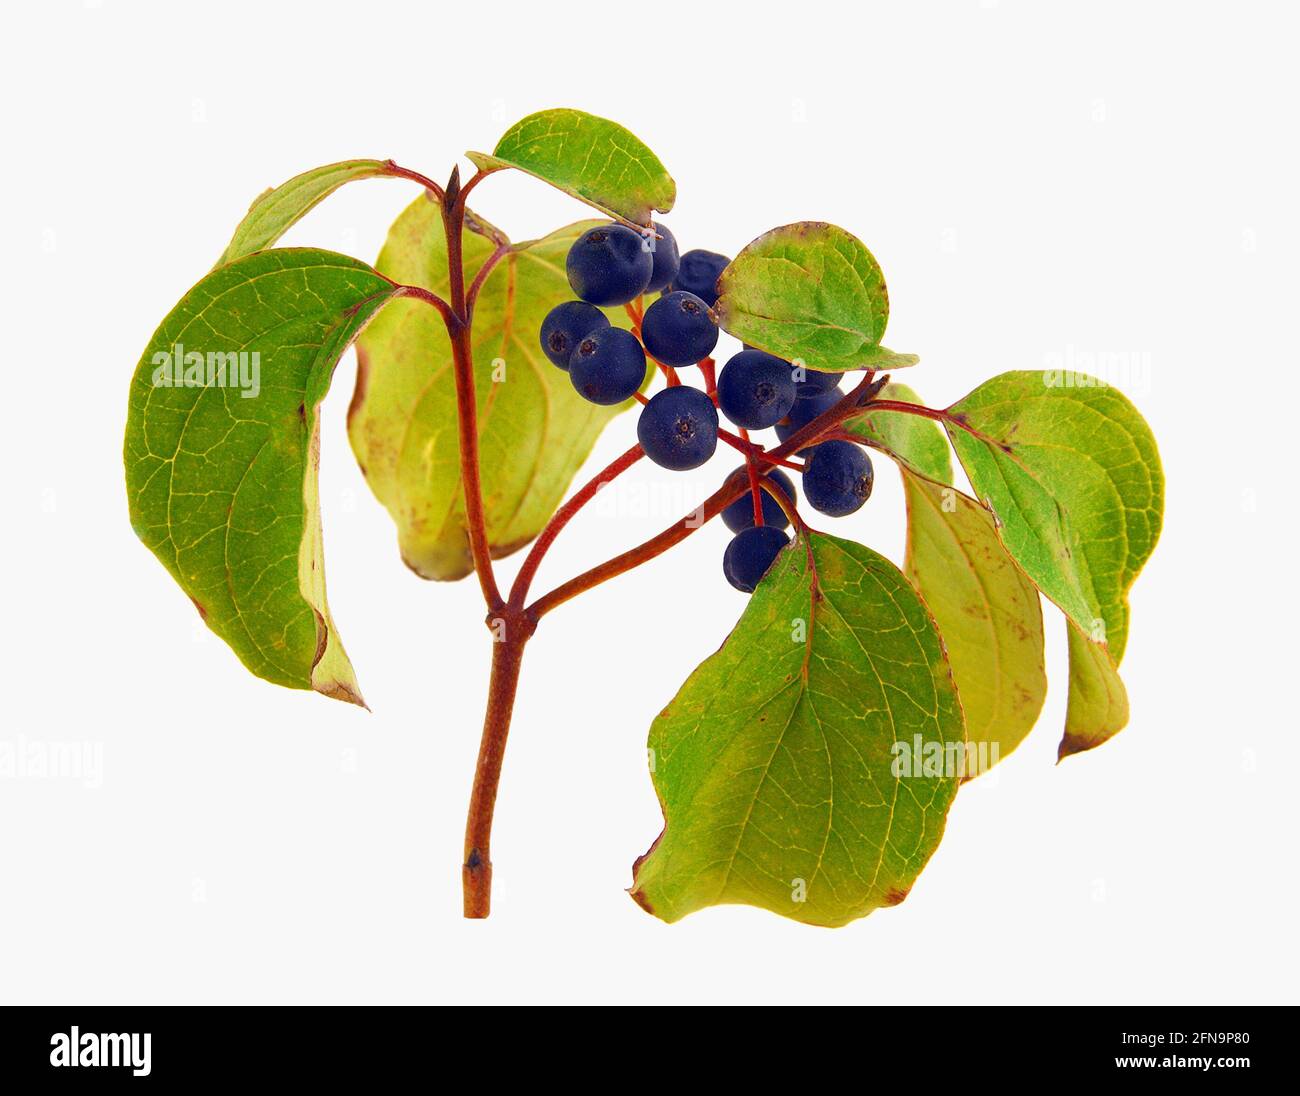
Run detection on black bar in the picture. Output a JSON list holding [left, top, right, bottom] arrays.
[[0, 1005, 1289, 1084]]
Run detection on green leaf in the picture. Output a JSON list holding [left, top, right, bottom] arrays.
[[125, 249, 399, 704], [216, 160, 392, 266], [349, 198, 641, 581], [1062, 620, 1130, 760], [631, 533, 965, 927], [467, 108, 675, 226], [854, 384, 1046, 768], [945, 372, 1163, 663], [945, 372, 1162, 757], [714, 222, 914, 372], [901, 474, 1047, 765], [848, 382, 953, 482]]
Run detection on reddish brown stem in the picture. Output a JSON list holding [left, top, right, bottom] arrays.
[[864, 399, 951, 424], [440, 168, 503, 613], [457, 166, 500, 208], [699, 357, 717, 399], [509, 444, 645, 609], [717, 428, 804, 471], [853, 398, 1007, 449], [394, 284, 454, 325], [382, 160, 445, 201], [739, 427, 765, 526], [462, 622, 529, 918], [527, 372, 881, 621], [466, 241, 510, 316], [761, 476, 808, 533]]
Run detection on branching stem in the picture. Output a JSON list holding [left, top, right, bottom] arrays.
[[508, 444, 645, 610]]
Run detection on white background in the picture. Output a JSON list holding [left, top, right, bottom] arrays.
[[2, 0, 1296, 1005]]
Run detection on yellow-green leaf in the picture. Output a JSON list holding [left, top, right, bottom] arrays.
[[1061, 621, 1130, 759], [849, 382, 953, 482], [902, 473, 1047, 766], [631, 533, 964, 927], [854, 384, 1046, 768], [349, 198, 641, 580], [945, 372, 1163, 757], [125, 249, 399, 703], [467, 108, 675, 226], [216, 160, 393, 267], [714, 222, 915, 372]]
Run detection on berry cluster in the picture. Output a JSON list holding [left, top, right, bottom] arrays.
[[539, 221, 876, 595]]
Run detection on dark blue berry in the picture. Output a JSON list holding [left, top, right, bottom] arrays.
[[539, 301, 610, 370], [568, 328, 646, 405], [793, 365, 841, 398], [636, 386, 719, 470], [775, 387, 843, 447], [643, 221, 680, 293], [566, 224, 654, 306], [721, 467, 797, 533], [641, 291, 719, 367], [723, 525, 791, 593], [802, 440, 874, 516], [716, 349, 798, 429], [669, 249, 729, 307]]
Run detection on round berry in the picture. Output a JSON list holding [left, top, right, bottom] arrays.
[[720, 467, 797, 533], [723, 525, 791, 593], [716, 349, 798, 429], [643, 221, 680, 293], [539, 301, 610, 370], [775, 387, 843, 447], [793, 365, 841, 398], [641, 291, 719, 367], [568, 328, 646, 405], [802, 440, 874, 516], [636, 386, 719, 470], [669, 249, 729, 307], [566, 224, 654, 306]]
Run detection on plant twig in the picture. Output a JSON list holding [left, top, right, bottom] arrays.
[[462, 627, 528, 918], [466, 241, 510, 316], [440, 165, 504, 612], [508, 444, 645, 609], [382, 159, 445, 201], [527, 372, 881, 620]]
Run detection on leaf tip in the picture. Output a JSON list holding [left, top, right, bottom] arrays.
[[882, 886, 911, 907], [315, 679, 370, 711], [1056, 733, 1093, 763], [628, 886, 655, 917]]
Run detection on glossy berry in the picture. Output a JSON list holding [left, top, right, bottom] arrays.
[[721, 467, 797, 533], [802, 440, 874, 517], [793, 365, 840, 398], [723, 525, 791, 593], [670, 249, 729, 307], [568, 328, 646, 405], [566, 224, 654, 306], [636, 386, 719, 470], [775, 387, 843, 447], [641, 291, 719, 367], [716, 349, 798, 429], [539, 301, 609, 370], [643, 221, 680, 293]]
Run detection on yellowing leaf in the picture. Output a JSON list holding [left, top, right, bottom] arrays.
[[349, 199, 641, 580], [631, 533, 964, 927], [125, 249, 399, 703]]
